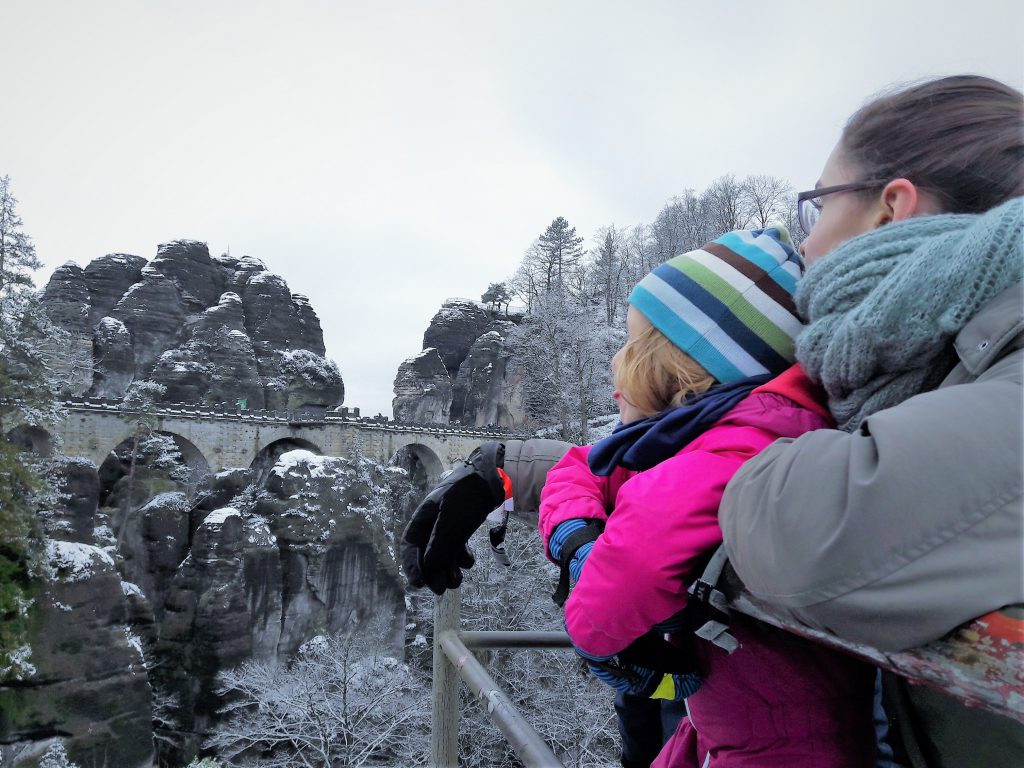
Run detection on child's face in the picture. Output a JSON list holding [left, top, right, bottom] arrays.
[[611, 307, 650, 424]]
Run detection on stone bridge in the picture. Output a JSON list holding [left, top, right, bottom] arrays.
[[46, 397, 519, 484]]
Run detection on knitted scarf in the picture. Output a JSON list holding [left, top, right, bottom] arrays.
[[587, 375, 770, 476], [796, 196, 1023, 432]]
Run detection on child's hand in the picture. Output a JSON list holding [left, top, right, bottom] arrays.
[[575, 629, 702, 700], [586, 658, 701, 701], [400, 442, 507, 595]]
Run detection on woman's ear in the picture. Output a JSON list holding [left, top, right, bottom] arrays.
[[872, 178, 920, 227]]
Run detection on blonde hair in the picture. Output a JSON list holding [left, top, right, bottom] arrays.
[[613, 315, 716, 417]]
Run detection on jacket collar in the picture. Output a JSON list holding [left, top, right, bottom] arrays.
[[752, 363, 832, 423], [954, 281, 1024, 376]]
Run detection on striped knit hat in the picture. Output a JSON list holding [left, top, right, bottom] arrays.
[[628, 227, 804, 383]]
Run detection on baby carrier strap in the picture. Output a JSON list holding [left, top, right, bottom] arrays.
[[551, 520, 605, 607]]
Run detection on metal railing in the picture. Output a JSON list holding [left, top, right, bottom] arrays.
[[428, 580, 1023, 767], [430, 590, 572, 767]]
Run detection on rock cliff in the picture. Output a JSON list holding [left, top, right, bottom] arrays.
[[2, 448, 414, 766], [41, 240, 343, 410], [393, 299, 525, 428], [392, 348, 453, 424]]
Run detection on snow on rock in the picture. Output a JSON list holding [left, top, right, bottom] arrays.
[[273, 449, 321, 475], [121, 581, 144, 598], [46, 540, 116, 583], [140, 492, 188, 514], [245, 517, 277, 547], [247, 271, 288, 289], [201, 507, 242, 527], [124, 626, 145, 661]]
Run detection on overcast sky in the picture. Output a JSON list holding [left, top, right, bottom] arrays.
[[4, 1, 1022, 417]]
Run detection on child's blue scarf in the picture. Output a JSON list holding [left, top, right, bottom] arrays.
[[587, 375, 770, 476]]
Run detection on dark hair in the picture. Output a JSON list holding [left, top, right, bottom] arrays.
[[841, 75, 1024, 214]]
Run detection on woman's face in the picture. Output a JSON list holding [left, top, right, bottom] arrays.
[[611, 307, 649, 425], [799, 144, 882, 265]]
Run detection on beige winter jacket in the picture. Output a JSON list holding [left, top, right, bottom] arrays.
[[719, 281, 1024, 652]]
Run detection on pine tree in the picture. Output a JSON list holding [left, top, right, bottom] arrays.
[[536, 216, 585, 291], [481, 282, 512, 315], [0, 175, 61, 680]]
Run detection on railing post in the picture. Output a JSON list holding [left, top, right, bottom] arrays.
[[432, 589, 460, 767]]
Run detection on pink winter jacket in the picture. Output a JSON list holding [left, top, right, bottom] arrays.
[[538, 368, 830, 657], [539, 366, 877, 767]]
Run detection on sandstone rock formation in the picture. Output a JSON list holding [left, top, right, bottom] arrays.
[[422, 298, 493, 377], [394, 299, 526, 428], [2, 446, 413, 766], [392, 348, 453, 424], [40, 240, 343, 410], [153, 451, 406, 758], [40, 262, 91, 335], [450, 320, 517, 426], [0, 538, 155, 768], [39, 262, 93, 395], [83, 253, 147, 326], [92, 317, 135, 398]]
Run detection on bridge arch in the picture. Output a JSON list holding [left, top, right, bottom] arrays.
[[390, 442, 445, 489], [251, 437, 324, 477], [96, 430, 211, 507], [163, 432, 212, 480], [96, 429, 212, 475]]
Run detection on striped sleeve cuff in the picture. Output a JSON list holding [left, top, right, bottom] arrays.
[[548, 518, 588, 561]]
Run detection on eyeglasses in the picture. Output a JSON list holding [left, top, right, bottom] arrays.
[[796, 181, 887, 235]]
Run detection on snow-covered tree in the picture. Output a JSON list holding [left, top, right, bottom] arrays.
[[0, 175, 42, 295], [508, 291, 621, 443], [779, 191, 807, 248], [591, 226, 627, 326], [0, 175, 61, 682], [704, 173, 754, 234], [742, 174, 794, 229], [38, 742, 82, 768], [207, 617, 431, 767], [508, 243, 546, 314], [450, 525, 620, 767]]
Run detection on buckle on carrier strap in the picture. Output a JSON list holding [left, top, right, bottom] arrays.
[[689, 544, 739, 654]]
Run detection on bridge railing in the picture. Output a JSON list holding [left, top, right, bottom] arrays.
[[61, 398, 525, 438]]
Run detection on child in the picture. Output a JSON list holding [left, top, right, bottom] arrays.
[[539, 228, 877, 767]]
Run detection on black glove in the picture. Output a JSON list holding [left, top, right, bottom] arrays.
[[401, 442, 506, 594]]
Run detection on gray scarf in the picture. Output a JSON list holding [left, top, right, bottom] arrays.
[[796, 196, 1023, 431]]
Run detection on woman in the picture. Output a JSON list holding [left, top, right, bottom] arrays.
[[717, 76, 1023, 765]]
